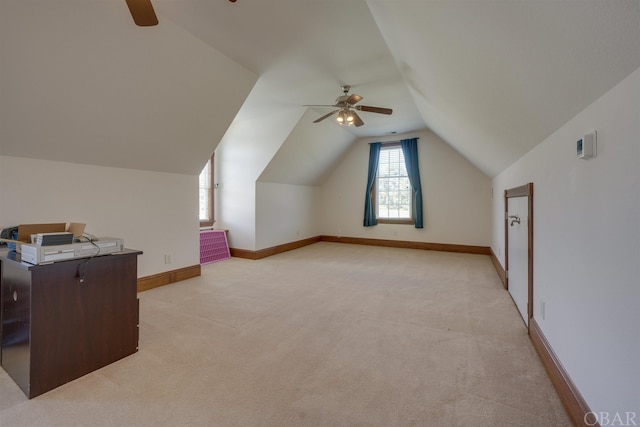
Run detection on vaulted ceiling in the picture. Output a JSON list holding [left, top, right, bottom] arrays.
[[1, 0, 639, 180]]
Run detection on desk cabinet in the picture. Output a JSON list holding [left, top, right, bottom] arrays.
[[0, 250, 140, 398]]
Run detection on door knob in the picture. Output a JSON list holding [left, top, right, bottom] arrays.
[[509, 215, 521, 226]]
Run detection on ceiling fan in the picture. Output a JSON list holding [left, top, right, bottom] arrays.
[[305, 85, 392, 127], [125, 0, 238, 27], [125, 0, 158, 26]]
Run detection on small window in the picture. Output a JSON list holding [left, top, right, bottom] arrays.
[[199, 154, 214, 227], [375, 143, 413, 224]]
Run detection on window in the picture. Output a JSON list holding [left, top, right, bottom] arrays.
[[199, 154, 214, 227], [375, 143, 413, 224], [364, 138, 422, 228]]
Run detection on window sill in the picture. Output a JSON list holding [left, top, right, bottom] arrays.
[[376, 218, 414, 225]]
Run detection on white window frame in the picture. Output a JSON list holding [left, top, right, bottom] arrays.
[[199, 154, 214, 228], [374, 142, 414, 225]]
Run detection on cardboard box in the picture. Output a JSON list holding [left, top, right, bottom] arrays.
[[1, 223, 85, 253]]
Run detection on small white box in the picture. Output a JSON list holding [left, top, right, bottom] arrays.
[[577, 131, 596, 159]]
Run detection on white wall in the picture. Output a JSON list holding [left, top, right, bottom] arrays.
[[319, 129, 492, 246], [256, 182, 321, 250], [213, 143, 257, 251], [213, 78, 306, 251], [492, 67, 640, 415], [0, 156, 199, 278]]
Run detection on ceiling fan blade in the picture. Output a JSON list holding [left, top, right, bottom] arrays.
[[356, 105, 393, 115], [346, 94, 363, 105], [126, 0, 158, 27], [303, 104, 339, 108], [313, 110, 339, 123], [351, 111, 364, 127]]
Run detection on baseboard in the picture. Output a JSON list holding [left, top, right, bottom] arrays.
[[320, 235, 491, 255], [230, 236, 322, 260], [489, 247, 507, 289], [231, 235, 491, 260], [137, 264, 201, 292], [228, 248, 258, 260], [529, 319, 597, 427]]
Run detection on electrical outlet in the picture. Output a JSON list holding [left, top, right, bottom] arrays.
[[164, 253, 172, 264]]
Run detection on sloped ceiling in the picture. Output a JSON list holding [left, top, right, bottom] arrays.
[[258, 109, 355, 186], [368, 0, 640, 176], [1, 1, 639, 179], [0, 0, 257, 174]]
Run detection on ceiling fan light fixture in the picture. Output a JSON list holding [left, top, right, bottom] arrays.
[[336, 109, 353, 125], [309, 85, 392, 127]]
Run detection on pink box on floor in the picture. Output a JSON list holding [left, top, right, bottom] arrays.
[[200, 230, 230, 264]]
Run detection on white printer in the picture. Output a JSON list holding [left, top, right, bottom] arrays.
[[21, 237, 125, 265]]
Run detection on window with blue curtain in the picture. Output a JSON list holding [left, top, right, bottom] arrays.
[[363, 138, 423, 228]]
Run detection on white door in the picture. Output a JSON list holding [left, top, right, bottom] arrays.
[[508, 196, 529, 325]]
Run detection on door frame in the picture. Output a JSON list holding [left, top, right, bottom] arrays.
[[504, 183, 534, 329]]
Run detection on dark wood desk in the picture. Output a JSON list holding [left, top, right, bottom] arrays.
[[0, 249, 141, 398]]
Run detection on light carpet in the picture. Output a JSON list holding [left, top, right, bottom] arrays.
[[0, 242, 570, 426]]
